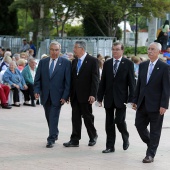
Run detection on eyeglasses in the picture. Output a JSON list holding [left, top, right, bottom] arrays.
[[50, 48, 60, 52], [112, 48, 122, 51]]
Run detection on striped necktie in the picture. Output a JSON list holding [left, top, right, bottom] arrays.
[[49, 59, 55, 77], [113, 60, 119, 76]]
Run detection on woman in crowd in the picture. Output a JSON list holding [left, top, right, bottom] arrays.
[[158, 20, 170, 51], [0, 55, 12, 72], [3, 61, 30, 107]]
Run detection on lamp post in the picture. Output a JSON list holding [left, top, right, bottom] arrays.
[[132, 1, 143, 56]]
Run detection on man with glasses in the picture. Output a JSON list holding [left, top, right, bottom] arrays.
[[63, 41, 99, 147], [132, 42, 170, 163], [97, 42, 135, 153], [34, 41, 71, 148]]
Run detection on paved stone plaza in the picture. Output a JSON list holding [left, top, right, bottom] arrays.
[[0, 103, 170, 170]]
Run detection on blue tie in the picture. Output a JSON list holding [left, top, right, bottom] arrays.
[[49, 59, 55, 77], [77, 59, 82, 74]]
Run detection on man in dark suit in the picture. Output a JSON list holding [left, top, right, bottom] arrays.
[[97, 42, 135, 153], [132, 42, 170, 163], [63, 41, 99, 147], [34, 41, 71, 148]]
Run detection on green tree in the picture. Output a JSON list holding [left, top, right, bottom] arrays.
[[0, 0, 18, 35], [9, 0, 51, 42], [75, 0, 170, 37], [65, 24, 84, 36]]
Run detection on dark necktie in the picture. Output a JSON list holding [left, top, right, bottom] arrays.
[[77, 59, 82, 74], [113, 60, 119, 76], [49, 59, 55, 77]]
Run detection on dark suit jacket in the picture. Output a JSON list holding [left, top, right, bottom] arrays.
[[34, 57, 71, 106], [97, 57, 135, 108], [70, 54, 99, 103], [133, 59, 170, 112]]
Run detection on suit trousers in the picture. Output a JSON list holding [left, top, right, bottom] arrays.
[[0, 84, 10, 104], [135, 100, 164, 158], [43, 95, 61, 143], [105, 102, 129, 149], [70, 97, 97, 142]]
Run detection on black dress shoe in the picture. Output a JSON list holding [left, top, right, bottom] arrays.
[[63, 141, 79, 147], [123, 140, 130, 150], [1, 104, 12, 109], [46, 141, 54, 148], [102, 148, 115, 153], [88, 135, 98, 146], [12, 104, 20, 107], [23, 102, 31, 106], [142, 156, 154, 163]]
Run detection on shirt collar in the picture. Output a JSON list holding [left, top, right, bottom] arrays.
[[113, 56, 122, 62], [79, 52, 87, 61], [149, 58, 158, 65]]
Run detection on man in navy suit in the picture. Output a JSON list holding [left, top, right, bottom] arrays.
[[34, 41, 71, 148], [97, 42, 135, 153], [132, 42, 170, 163], [63, 41, 99, 147]]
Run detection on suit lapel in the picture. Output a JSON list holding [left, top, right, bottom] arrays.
[[115, 58, 126, 76], [147, 59, 161, 84]]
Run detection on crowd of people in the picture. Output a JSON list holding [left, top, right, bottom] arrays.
[[0, 40, 170, 164], [0, 39, 37, 109]]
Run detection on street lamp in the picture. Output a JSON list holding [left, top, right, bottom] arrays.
[[132, 1, 143, 56]]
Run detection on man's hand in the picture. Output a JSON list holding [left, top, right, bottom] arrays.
[[34, 93, 40, 100], [160, 107, 166, 115], [60, 98, 66, 105], [23, 85, 28, 90], [132, 103, 137, 110], [97, 101, 102, 107], [88, 96, 95, 104]]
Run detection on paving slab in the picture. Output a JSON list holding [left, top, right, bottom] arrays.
[[0, 102, 170, 170]]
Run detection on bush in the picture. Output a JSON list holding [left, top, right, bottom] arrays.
[[124, 46, 147, 55]]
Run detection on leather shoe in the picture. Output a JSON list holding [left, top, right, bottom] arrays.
[[23, 102, 31, 106], [123, 140, 129, 150], [46, 141, 54, 148], [88, 135, 98, 146], [12, 104, 20, 107], [102, 148, 115, 153], [142, 156, 154, 163], [63, 141, 79, 147], [1, 104, 12, 109]]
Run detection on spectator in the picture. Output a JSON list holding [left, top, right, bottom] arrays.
[[0, 83, 12, 109], [0, 47, 5, 62], [0, 56, 12, 72], [163, 46, 170, 65], [29, 40, 36, 57], [28, 49, 34, 58], [157, 20, 169, 51], [12, 53, 20, 63], [19, 39, 30, 52], [3, 61, 29, 107], [41, 54, 48, 59], [17, 59, 26, 72], [22, 57, 37, 106]]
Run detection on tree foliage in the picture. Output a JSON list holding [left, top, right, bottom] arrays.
[[74, 0, 170, 36], [0, 0, 18, 35]]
